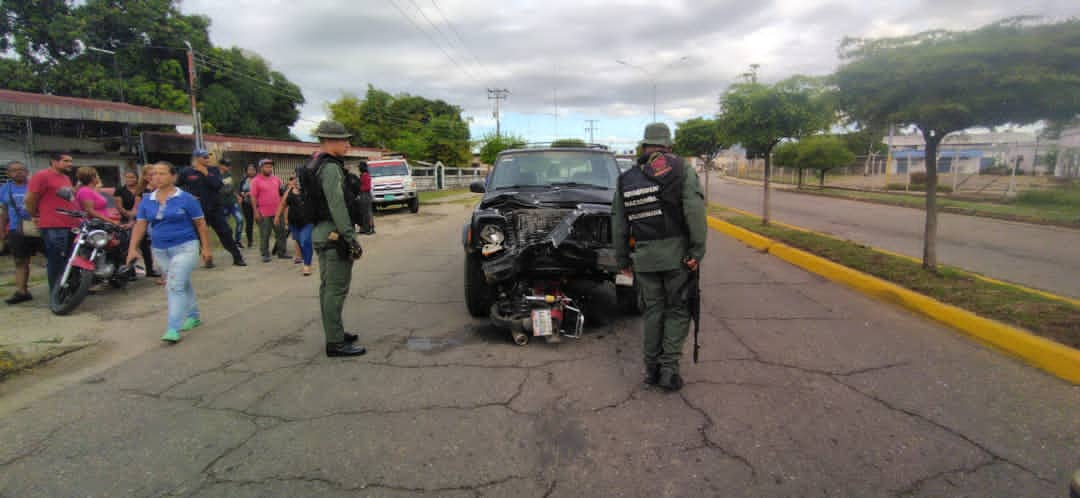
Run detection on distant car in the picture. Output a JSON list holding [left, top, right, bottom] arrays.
[[368, 159, 419, 213], [616, 157, 634, 173]]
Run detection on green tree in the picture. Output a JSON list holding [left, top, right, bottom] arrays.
[[673, 117, 724, 158], [0, 0, 303, 138], [478, 133, 526, 164], [327, 86, 472, 166], [551, 138, 588, 148], [834, 17, 1080, 269], [798, 135, 856, 187], [771, 141, 803, 186], [717, 72, 834, 223]]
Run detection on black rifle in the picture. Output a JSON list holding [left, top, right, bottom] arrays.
[[689, 264, 701, 363]]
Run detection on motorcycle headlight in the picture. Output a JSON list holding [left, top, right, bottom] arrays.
[[87, 229, 109, 248], [480, 224, 505, 244]]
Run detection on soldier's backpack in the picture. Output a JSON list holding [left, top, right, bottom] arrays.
[[296, 153, 361, 227]]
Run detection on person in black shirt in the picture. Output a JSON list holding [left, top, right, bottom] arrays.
[[176, 149, 247, 268], [115, 168, 159, 278], [274, 176, 314, 276], [113, 170, 138, 222]]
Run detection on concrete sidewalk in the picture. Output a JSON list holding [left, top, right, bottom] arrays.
[[1, 206, 1076, 497]]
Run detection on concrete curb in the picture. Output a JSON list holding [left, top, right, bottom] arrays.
[[706, 215, 1080, 384]]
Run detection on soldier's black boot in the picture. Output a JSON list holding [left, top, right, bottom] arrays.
[[344, 332, 358, 343], [658, 368, 683, 392], [643, 365, 660, 385], [326, 342, 366, 357]]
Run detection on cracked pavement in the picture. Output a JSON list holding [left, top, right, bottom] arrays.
[[1, 202, 1077, 497]]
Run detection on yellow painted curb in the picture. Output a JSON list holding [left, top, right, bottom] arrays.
[[710, 203, 1080, 308], [707, 215, 1080, 384]]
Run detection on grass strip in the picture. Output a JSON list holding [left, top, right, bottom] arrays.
[[788, 187, 1080, 227], [709, 205, 1080, 350]]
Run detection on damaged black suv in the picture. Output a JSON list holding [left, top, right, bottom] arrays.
[[463, 145, 639, 345]]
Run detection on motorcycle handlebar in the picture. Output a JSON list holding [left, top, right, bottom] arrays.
[[56, 208, 86, 218]]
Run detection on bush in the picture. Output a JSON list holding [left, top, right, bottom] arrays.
[[1016, 187, 1080, 206], [886, 183, 953, 193], [909, 171, 927, 184]]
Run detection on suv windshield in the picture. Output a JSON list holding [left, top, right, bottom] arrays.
[[489, 151, 619, 190], [370, 162, 409, 177]]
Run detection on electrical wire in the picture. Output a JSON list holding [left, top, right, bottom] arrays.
[[385, 0, 480, 83], [428, 0, 494, 83]]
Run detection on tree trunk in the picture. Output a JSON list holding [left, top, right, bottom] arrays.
[[922, 131, 944, 271], [762, 152, 772, 225], [819, 169, 825, 187], [797, 168, 804, 188]]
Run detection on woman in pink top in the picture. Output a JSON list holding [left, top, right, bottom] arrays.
[[75, 167, 120, 223]]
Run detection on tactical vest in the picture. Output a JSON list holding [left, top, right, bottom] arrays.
[[618, 153, 687, 242], [297, 153, 346, 224]]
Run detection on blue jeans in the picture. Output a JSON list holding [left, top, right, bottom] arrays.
[[224, 205, 244, 242], [290, 223, 314, 265], [41, 228, 72, 292], [151, 240, 200, 331]]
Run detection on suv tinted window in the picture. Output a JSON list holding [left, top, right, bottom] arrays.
[[490, 151, 619, 190]]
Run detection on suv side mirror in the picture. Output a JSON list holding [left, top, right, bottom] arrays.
[[469, 181, 486, 194]]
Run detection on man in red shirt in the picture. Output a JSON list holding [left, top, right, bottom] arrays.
[[24, 153, 77, 294], [249, 158, 288, 262]]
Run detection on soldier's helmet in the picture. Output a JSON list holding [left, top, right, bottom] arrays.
[[313, 120, 353, 139], [639, 122, 672, 147]]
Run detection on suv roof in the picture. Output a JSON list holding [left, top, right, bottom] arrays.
[[497, 146, 613, 158]]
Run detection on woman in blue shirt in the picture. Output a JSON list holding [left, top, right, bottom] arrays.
[[126, 162, 212, 343]]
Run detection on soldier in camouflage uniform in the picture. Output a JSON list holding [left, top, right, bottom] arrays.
[[612, 123, 707, 391], [308, 120, 366, 357]]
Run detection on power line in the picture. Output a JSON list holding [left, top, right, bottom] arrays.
[[193, 55, 304, 102], [386, 0, 479, 83], [428, 0, 492, 82]]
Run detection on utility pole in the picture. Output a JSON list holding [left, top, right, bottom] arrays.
[[585, 120, 598, 144], [553, 88, 559, 140], [487, 88, 509, 138], [184, 41, 203, 149]]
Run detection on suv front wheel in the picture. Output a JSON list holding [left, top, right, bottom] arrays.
[[464, 253, 493, 317], [408, 197, 419, 213]]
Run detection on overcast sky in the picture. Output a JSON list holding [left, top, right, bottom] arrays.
[[181, 0, 1080, 150]]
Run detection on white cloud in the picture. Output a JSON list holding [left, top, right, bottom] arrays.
[[181, 0, 1080, 139]]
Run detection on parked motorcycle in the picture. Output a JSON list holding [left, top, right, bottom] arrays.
[[49, 207, 134, 315]]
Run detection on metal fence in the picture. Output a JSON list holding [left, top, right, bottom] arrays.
[[412, 166, 486, 192]]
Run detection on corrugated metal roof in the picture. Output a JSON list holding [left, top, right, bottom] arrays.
[[0, 89, 193, 126], [143, 132, 386, 158]]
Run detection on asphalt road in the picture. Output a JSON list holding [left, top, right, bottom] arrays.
[[709, 177, 1080, 299], [1, 201, 1077, 497]]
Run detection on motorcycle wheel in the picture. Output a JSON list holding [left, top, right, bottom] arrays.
[[50, 268, 93, 315]]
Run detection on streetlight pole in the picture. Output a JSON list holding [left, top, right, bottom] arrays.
[[87, 46, 124, 103], [616, 56, 688, 123]]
